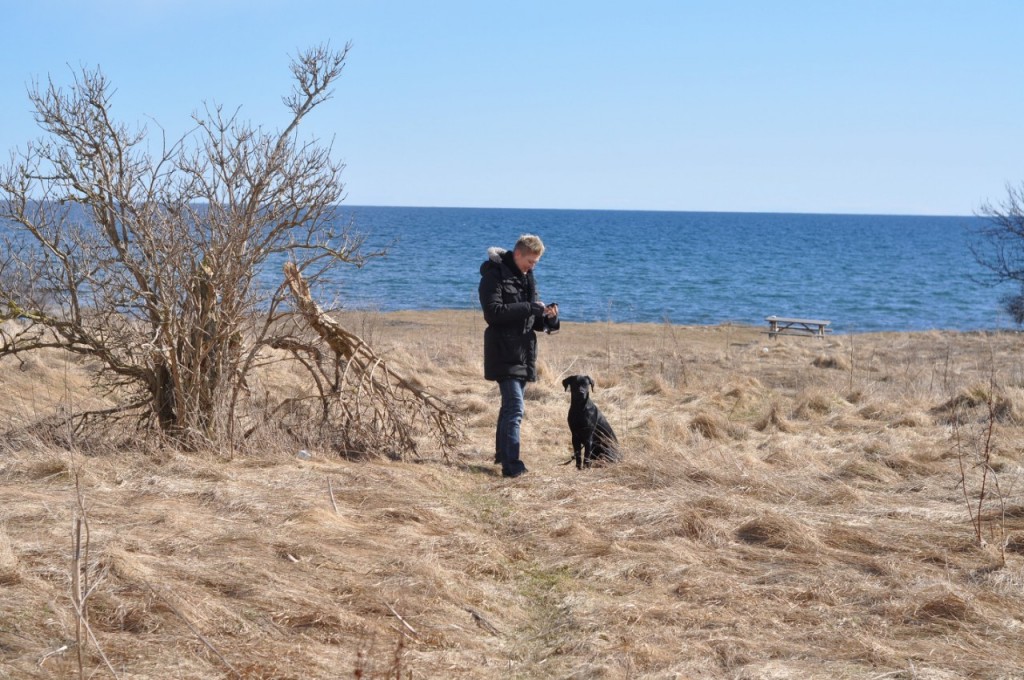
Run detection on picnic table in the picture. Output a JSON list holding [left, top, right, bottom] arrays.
[[765, 316, 832, 339]]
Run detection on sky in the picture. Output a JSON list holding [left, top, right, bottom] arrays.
[[1, 0, 1022, 216]]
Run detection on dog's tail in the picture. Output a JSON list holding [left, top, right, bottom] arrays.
[[560, 456, 575, 466]]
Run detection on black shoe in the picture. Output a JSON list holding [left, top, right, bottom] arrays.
[[502, 465, 528, 479]]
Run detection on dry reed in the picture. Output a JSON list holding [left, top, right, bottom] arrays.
[[2, 311, 1024, 678]]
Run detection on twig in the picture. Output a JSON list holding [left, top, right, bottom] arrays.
[[465, 607, 502, 636], [38, 643, 70, 667], [327, 476, 339, 514], [848, 334, 855, 393], [143, 580, 241, 678], [72, 518, 83, 677], [69, 474, 120, 680], [72, 602, 121, 679], [553, 357, 580, 384], [383, 601, 421, 643]]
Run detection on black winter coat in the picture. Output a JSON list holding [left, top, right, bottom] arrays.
[[479, 248, 559, 381]]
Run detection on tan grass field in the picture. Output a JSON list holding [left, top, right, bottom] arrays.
[[2, 309, 1024, 679]]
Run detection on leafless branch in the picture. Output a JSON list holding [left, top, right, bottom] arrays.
[[0, 45, 396, 452], [281, 262, 462, 460]]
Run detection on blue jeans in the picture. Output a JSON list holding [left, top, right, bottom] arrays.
[[495, 378, 527, 476]]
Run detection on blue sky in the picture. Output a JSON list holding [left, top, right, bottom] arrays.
[[2, 0, 1021, 215]]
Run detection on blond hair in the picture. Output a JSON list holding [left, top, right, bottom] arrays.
[[514, 233, 545, 256]]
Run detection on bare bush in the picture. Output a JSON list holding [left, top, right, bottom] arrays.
[[951, 378, 1009, 564], [971, 182, 1024, 323], [0, 44, 380, 449]]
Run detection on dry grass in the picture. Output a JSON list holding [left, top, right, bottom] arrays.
[[2, 310, 1024, 678]]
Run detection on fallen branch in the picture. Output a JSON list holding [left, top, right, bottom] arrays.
[[283, 262, 461, 460], [465, 607, 502, 637]]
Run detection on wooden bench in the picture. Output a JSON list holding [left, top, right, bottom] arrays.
[[765, 315, 831, 339]]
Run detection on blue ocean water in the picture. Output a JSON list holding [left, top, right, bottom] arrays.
[[4, 204, 1003, 332], [307, 206, 1007, 333]]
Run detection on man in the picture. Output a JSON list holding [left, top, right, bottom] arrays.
[[479, 234, 559, 478]]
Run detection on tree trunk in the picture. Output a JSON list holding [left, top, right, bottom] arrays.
[[154, 362, 177, 432]]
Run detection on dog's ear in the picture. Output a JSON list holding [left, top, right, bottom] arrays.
[[562, 376, 572, 391], [587, 376, 595, 390]]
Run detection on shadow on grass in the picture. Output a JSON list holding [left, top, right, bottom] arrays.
[[459, 462, 502, 477]]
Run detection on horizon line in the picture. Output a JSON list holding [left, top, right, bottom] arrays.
[[340, 203, 976, 219]]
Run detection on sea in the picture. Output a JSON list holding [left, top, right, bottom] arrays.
[[305, 206, 1009, 334]]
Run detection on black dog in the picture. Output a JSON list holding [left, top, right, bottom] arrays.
[[562, 375, 621, 469]]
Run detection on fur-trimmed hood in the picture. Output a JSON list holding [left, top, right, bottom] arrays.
[[480, 246, 515, 276]]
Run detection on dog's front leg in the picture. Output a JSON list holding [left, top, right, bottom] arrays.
[[582, 429, 595, 468], [571, 432, 584, 470]]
